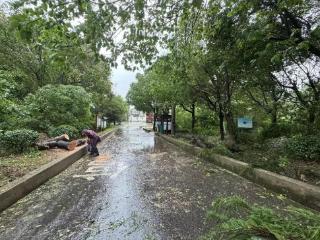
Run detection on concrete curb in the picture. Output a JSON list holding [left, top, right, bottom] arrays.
[[0, 129, 116, 213], [158, 134, 320, 211]]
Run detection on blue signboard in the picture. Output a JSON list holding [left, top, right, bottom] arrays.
[[237, 117, 253, 128]]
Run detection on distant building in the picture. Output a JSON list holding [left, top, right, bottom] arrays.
[[96, 115, 108, 129], [128, 106, 145, 122]]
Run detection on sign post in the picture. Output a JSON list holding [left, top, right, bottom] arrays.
[[237, 117, 253, 129]]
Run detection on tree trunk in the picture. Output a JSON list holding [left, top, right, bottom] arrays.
[[160, 113, 164, 133], [95, 114, 98, 130], [56, 140, 77, 150], [172, 105, 176, 135], [52, 134, 70, 142], [307, 106, 316, 134], [191, 103, 196, 132], [153, 108, 156, 131], [224, 76, 237, 143], [218, 105, 225, 141], [308, 107, 316, 124], [225, 111, 237, 143], [271, 107, 277, 124], [37, 140, 78, 151]]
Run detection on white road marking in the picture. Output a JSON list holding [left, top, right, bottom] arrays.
[[73, 153, 129, 181], [73, 153, 111, 180]]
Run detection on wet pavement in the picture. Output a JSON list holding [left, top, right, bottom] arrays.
[[0, 123, 303, 240]]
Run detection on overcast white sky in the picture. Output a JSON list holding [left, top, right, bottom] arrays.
[[0, 0, 138, 98], [111, 63, 139, 98]]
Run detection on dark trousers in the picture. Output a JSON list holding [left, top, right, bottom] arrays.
[[90, 144, 99, 155], [88, 136, 101, 155]]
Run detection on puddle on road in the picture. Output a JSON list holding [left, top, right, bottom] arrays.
[[72, 152, 131, 181], [84, 124, 161, 240]]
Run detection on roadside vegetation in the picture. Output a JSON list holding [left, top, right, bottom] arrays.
[[0, 4, 127, 184], [0, 8, 128, 151], [201, 196, 320, 240], [125, 1, 320, 186], [1, 0, 319, 238]]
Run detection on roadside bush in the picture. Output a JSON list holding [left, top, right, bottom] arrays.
[[251, 156, 287, 173], [213, 143, 233, 156], [264, 137, 289, 153], [287, 135, 320, 161], [260, 123, 292, 140], [197, 107, 217, 129], [194, 126, 217, 136], [176, 109, 192, 131], [237, 130, 259, 144], [48, 125, 79, 139], [199, 144, 233, 160], [72, 122, 92, 133], [0, 129, 39, 153], [24, 84, 92, 131], [201, 196, 320, 240]]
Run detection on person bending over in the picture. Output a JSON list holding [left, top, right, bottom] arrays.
[[81, 129, 101, 157]]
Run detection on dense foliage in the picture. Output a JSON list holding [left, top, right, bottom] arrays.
[[102, 96, 128, 124], [287, 135, 320, 162], [0, 6, 127, 153], [13, 0, 320, 145], [201, 196, 320, 240], [0, 129, 38, 153], [24, 84, 92, 131], [123, 0, 320, 155], [48, 125, 80, 140]]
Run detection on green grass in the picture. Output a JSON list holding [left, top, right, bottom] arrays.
[[98, 125, 116, 135]]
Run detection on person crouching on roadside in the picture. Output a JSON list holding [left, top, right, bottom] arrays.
[[81, 129, 101, 157]]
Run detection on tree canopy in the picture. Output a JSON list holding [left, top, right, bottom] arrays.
[[2, 0, 320, 145], [0, 6, 127, 136]]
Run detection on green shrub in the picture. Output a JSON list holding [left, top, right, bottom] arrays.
[[250, 156, 288, 173], [287, 135, 320, 161], [214, 143, 233, 157], [194, 126, 217, 136], [0, 129, 39, 153], [278, 155, 290, 168], [24, 84, 92, 131], [72, 122, 92, 133], [199, 145, 233, 159], [260, 123, 292, 140], [176, 109, 192, 132], [48, 125, 79, 139], [237, 130, 259, 144], [201, 196, 320, 240]]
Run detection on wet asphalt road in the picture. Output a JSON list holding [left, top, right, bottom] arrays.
[[0, 123, 302, 240]]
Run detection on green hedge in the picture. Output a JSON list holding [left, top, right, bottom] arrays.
[[287, 135, 320, 161], [260, 123, 292, 140], [0, 129, 39, 153], [48, 125, 79, 140], [24, 84, 92, 131]]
